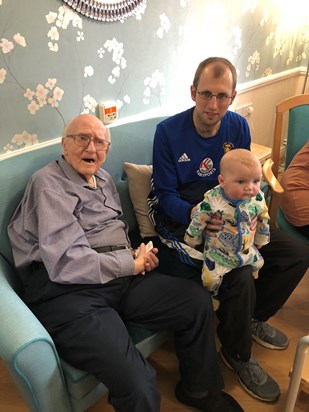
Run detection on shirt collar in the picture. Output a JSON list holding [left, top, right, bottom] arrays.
[[58, 156, 106, 188]]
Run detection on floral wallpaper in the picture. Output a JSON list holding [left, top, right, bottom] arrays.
[[0, 0, 308, 156]]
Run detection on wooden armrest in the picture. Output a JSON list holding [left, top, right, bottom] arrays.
[[262, 159, 284, 227], [262, 159, 284, 194]]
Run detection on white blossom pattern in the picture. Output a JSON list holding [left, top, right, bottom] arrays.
[[0, 0, 308, 157], [123, 95, 131, 104], [84, 66, 94, 77], [3, 143, 14, 153], [48, 26, 59, 41], [231, 26, 242, 56], [45, 6, 82, 52], [0, 68, 6, 84], [82, 94, 97, 113], [13, 33, 26, 47], [97, 47, 105, 58], [103, 38, 127, 84], [246, 51, 260, 78], [24, 81, 64, 114], [156, 14, 171, 39], [77, 31, 84, 42], [143, 70, 165, 105], [0, 38, 14, 53], [4, 131, 39, 152]]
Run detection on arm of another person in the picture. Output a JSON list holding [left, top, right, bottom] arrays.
[[280, 140, 309, 227]]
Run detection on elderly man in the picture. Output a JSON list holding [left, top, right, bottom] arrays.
[[8, 114, 243, 412]]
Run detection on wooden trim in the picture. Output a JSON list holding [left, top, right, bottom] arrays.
[[262, 158, 284, 227], [277, 94, 309, 113], [272, 93, 309, 177]]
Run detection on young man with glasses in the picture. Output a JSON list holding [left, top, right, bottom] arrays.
[[148, 57, 309, 403]]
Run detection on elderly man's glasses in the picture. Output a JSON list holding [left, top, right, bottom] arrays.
[[66, 134, 111, 151], [196, 90, 232, 104]]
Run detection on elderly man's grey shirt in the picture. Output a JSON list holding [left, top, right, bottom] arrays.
[[8, 157, 135, 284]]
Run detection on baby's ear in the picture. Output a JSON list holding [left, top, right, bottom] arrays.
[[218, 174, 224, 187]]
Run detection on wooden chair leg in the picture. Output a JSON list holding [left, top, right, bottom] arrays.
[[284, 335, 309, 412]]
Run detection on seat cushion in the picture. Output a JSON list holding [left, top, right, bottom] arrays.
[[61, 359, 102, 400], [124, 162, 157, 238]]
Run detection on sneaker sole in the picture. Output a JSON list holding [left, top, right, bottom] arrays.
[[251, 333, 289, 350], [219, 349, 280, 403]]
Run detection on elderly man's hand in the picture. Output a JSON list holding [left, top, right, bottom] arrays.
[[133, 243, 159, 275]]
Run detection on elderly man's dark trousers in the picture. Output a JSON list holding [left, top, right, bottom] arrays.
[[27, 270, 223, 412]]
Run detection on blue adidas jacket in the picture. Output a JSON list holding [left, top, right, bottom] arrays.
[[150, 107, 251, 227]]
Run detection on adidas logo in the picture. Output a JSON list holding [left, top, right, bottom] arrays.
[[178, 153, 191, 162]]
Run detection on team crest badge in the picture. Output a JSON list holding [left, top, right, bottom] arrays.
[[197, 157, 216, 177], [223, 142, 235, 153]]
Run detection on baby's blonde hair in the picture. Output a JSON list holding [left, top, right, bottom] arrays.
[[220, 149, 261, 176]]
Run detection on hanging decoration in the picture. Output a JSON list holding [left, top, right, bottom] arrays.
[[62, 0, 147, 22]]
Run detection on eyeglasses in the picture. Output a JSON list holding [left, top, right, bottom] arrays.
[[66, 134, 111, 151], [196, 90, 232, 104]]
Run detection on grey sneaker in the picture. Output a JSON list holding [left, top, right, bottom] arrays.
[[251, 320, 289, 350], [220, 347, 281, 402]]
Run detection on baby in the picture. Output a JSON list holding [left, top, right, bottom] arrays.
[[185, 148, 270, 310]]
